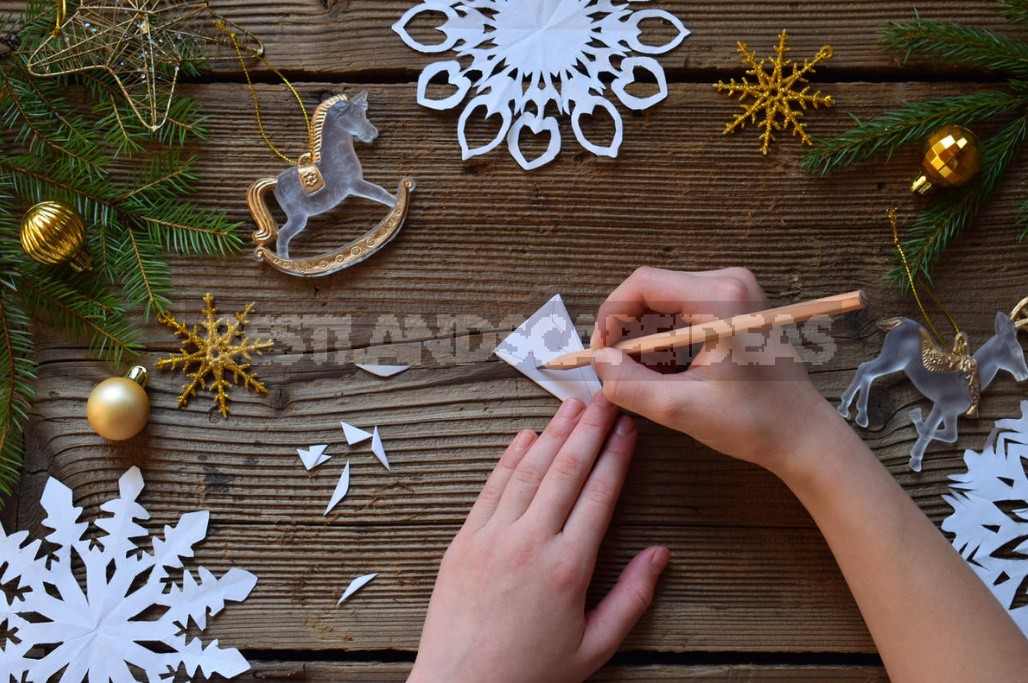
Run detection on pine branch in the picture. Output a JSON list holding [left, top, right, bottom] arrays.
[[882, 18, 1028, 78], [0, 274, 35, 500], [802, 91, 1022, 176], [1001, 0, 1028, 25], [891, 115, 1028, 284]]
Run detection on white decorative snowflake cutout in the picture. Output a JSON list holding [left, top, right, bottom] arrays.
[[942, 400, 1028, 634], [0, 467, 258, 681], [393, 0, 689, 170]]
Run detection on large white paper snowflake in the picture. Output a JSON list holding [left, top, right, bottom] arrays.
[[942, 400, 1028, 634], [393, 0, 689, 170], [0, 467, 257, 681]]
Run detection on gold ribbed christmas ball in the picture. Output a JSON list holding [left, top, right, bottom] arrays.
[[20, 200, 91, 271], [911, 125, 982, 194], [87, 366, 150, 441]]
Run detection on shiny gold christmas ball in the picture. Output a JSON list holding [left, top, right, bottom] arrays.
[[911, 125, 982, 194], [20, 200, 91, 271], [87, 366, 150, 441]]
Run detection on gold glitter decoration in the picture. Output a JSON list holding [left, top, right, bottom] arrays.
[[28, 0, 264, 131], [715, 30, 835, 155], [20, 200, 91, 271], [156, 293, 274, 417], [911, 125, 982, 194]]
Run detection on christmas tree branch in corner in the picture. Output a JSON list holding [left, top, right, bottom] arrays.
[[0, 0, 247, 505], [803, 5, 1028, 285]]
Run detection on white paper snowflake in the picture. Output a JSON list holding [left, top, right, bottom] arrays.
[[942, 400, 1028, 634], [0, 467, 258, 682], [393, 0, 689, 170]]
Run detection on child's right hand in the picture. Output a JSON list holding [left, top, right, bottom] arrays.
[[590, 266, 845, 477]]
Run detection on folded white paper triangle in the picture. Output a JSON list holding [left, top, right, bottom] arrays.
[[495, 294, 602, 404], [297, 444, 331, 470], [356, 363, 409, 377], [341, 422, 373, 446], [371, 427, 391, 471], [324, 461, 351, 516], [337, 572, 378, 605]]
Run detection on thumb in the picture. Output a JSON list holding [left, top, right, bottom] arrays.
[[592, 348, 665, 416], [580, 546, 669, 670]]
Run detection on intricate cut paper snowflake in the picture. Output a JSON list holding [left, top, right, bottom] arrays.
[[0, 467, 258, 681], [156, 293, 274, 417], [715, 30, 834, 154], [393, 0, 689, 170], [942, 400, 1028, 634]]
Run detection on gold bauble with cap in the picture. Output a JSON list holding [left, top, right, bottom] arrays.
[[19, 200, 92, 271], [911, 125, 982, 194], [87, 366, 150, 441]]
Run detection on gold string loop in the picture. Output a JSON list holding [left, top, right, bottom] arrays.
[[218, 24, 314, 166], [888, 208, 966, 354], [51, 0, 66, 36]]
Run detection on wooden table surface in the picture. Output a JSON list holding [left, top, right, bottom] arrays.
[[5, 1, 1027, 680]]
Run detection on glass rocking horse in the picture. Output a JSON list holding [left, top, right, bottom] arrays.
[[247, 91, 415, 277], [839, 299, 1028, 472]]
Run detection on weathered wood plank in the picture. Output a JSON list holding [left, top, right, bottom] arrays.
[[238, 661, 888, 681], [0, 1, 1013, 76]]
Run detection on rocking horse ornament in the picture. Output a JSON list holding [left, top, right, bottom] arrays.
[[839, 298, 1028, 472], [247, 92, 415, 277]]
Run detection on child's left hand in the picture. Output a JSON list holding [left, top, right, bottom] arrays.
[[408, 394, 669, 683]]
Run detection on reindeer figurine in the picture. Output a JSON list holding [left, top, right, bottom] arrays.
[[838, 300, 1028, 471]]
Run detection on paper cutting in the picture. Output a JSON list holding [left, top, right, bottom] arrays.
[[495, 294, 603, 404], [371, 427, 391, 471], [298, 444, 331, 470], [324, 461, 351, 516], [943, 400, 1028, 634], [0, 467, 257, 681], [356, 363, 410, 377], [342, 421, 374, 445], [337, 573, 378, 605], [393, 0, 689, 170]]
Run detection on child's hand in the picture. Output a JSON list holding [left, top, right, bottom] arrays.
[[408, 395, 669, 683], [591, 267, 840, 476]]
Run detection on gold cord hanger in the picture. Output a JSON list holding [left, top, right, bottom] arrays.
[[888, 208, 968, 355]]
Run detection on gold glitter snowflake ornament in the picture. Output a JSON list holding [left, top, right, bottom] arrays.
[[156, 294, 274, 417], [715, 30, 835, 154]]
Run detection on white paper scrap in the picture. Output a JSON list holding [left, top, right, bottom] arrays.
[[371, 426, 391, 471], [0, 467, 257, 680], [324, 461, 351, 516], [356, 363, 410, 378], [393, 0, 689, 170], [942, 399, 1028, 634], [297, 444, 331, 470], [337, 572, 378, 605], [341, 421, 374, 446], [495, 294, 602, 404]]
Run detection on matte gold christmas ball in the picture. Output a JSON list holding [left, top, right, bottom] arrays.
[[911, 125, 982, 194], [87, 366, 150, 441], [20, 200, 92, 271]]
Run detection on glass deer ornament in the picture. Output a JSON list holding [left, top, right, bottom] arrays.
[[839, 304, 1028, 472], [247, 92, 415, 277]]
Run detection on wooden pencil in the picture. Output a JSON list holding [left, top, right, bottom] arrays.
[[539, 290, 866, 371]]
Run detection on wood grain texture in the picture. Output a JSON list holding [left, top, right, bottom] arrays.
[[5, 2, 1026, 679]]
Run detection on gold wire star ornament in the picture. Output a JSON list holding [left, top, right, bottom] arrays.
[[715, 30, 835, 155], [156, 293, 274, 417], [28, 0, 264, 131]]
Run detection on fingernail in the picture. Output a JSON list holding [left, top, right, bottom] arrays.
[[650, 546, 670, 572], [512, 429, 535, 449], [615, 415, 634, 435], [559, 398, 585, 419], [593, 348, 621, 365]]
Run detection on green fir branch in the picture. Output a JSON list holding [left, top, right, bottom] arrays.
[[1002, 0, 1028, 24], [882, 18, 1028, 78], [0, 274, 35, 500], [802, 91, 1022, 176]]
